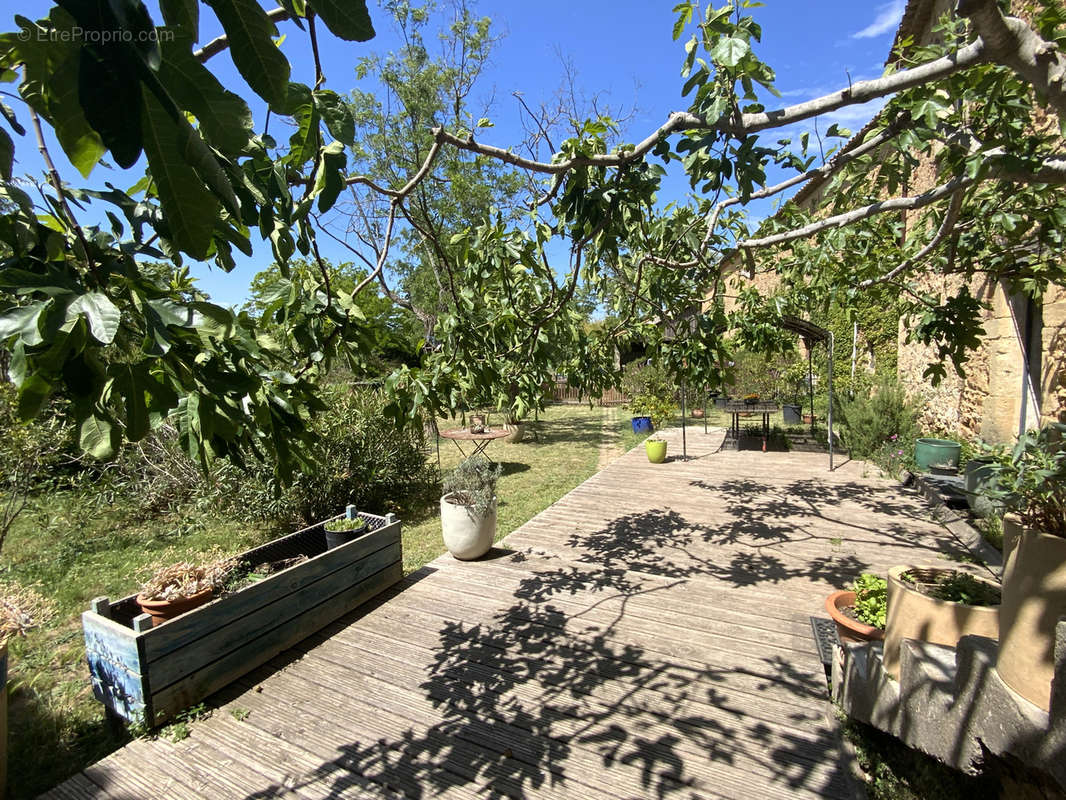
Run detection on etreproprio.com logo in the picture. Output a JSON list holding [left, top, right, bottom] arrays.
[[17, 24, 175, 45]]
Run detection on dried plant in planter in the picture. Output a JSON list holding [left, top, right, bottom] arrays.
[[442, 456, 501, 515], [0, 582, 55, 644], [139, 557, 239, 602]]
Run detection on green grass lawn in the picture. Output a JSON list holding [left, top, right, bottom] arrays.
[[1, 403, 622, 798], [401, 403, 613, 573]]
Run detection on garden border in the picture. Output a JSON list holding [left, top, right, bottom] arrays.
[[81, 509, 402, 727]]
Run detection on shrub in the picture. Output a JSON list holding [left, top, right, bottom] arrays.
[[622, 361, 678, 428], [219, 386, 437, 525], [986, 423, 1066, 537], [0, 384, 75, 553], [838, 376, 921, 463]]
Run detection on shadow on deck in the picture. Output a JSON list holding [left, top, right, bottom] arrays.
[[49, 427, 976, 800]]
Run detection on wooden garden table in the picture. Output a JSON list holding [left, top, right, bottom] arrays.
[[438, 428, 512, 463], [723, 401, 779, 451]]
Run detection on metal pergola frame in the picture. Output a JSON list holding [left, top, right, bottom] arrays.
[[779, 315, 836, 471], [665, 311, 836, 470]]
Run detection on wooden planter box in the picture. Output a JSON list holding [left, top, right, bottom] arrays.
[[82, 509, 402, 727]]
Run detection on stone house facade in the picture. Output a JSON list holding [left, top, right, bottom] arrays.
[[722, 0, 1064, 442], [890, 0, 1065, 441]]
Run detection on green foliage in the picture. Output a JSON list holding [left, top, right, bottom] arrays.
[[0, 383, 73, 553], [986, 423, 1066, 537], [243, 257, 422, 373], [851, 573, 887, 629], [726, 349, 793, 401], [900, 570, 1001, 607], [621, 361, 678, 429], [324, 516, 368, 533], [2, 0, 1065, 497], [442, 455, 500, 516], [216, 385, 436, 525], [837, 376, 921, 464]]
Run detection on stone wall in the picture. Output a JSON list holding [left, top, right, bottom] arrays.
[[893, 0, 1065, 443]]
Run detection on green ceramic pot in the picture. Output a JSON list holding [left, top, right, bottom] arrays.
[[914, 437, 961, 472]]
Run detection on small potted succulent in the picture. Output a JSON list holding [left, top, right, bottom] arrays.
[[441, 456, 502, 560], [986, 423, 1066, 710], [136, 557, 236, 627], [323, 515, 369, 550]]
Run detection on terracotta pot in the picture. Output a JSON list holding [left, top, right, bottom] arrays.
[[996, 515, 1066, 711], [826, 590, 884, 644], [883, 565, 1000, 678], [501, 422, 524, 443], [136, 589, 214, 627]]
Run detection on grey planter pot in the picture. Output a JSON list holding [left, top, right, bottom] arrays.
[[964, 457, 1001, 517], [782, 404, 802, 425]]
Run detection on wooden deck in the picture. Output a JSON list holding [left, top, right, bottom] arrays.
[[46, 428, 980, 800]]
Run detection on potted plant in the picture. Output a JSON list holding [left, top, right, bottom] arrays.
[[743, 392, 760, 406], [781, 397, 802, 425], [641, 396, 678, 462], [645, 437, 668, 463], [882, 566, 1000, 678], [135, 557, 236, 627], [914, 436, 962, 473], [986, 423, 1066, 711], [621, 362, 676, 434], [469, 412, 488, 434], [440, 456, 501, 560], [826, 573, 886, 644], [964, 449, 1002, 516], [323, 515, 369, 550]]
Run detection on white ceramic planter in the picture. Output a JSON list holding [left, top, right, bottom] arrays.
[[440, 492, 497, 560]]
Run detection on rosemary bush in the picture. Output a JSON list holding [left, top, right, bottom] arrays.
[[442, 456, 501, 516]]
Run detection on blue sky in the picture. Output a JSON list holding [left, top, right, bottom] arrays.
[[7, 1, 907, 306]]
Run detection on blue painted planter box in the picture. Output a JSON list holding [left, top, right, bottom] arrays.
[[83, 510, 402, 727]]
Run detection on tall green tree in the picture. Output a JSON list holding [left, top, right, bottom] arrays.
[[1, 0, 1064, 476]]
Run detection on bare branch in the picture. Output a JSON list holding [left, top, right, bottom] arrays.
[[959, 0, 1066, 118], [353, 204, 397, 297], [859, 188, 966, 288], [737, 176, 975, 250], [423, 41, 985, 176], [195, 8, 291, 64]]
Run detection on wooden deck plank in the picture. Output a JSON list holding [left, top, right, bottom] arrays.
[[292, 631, 853, 798], [50, 426, 981, 799]]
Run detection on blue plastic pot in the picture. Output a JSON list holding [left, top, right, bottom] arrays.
[[631, 416, 653, 433]]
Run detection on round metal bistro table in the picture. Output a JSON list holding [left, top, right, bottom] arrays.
[[438, 428, 512, 463]]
